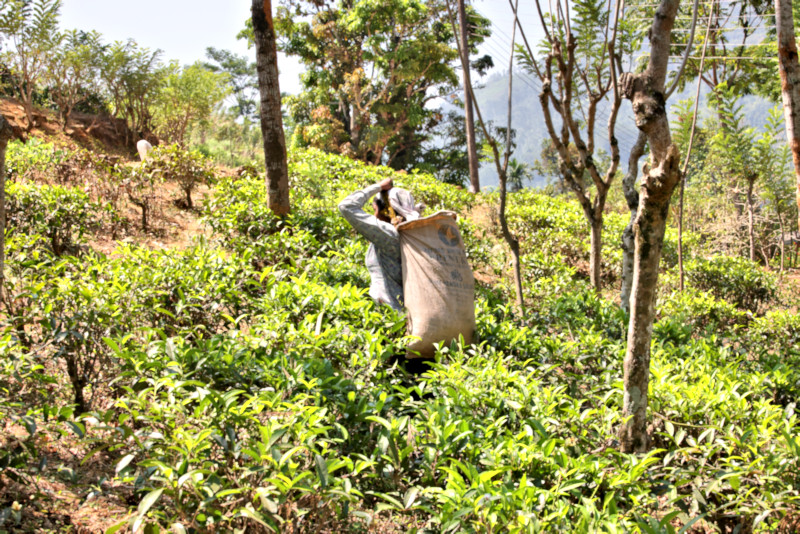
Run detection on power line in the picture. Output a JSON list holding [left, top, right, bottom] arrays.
[[487, 8, 643, 151], [666, 55, 778, 60]]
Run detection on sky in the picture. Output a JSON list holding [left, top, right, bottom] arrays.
[[58, 0, 545, 96], [59, 0, 305, 92]]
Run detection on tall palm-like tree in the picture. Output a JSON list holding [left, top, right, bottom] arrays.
[[507, 159, 533, 192]]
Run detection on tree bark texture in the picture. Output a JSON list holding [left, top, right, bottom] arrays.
[[619, 0, 681, 454], [252, 0, 291, 216], [590, 215, 603, 289], [0, 115, 12, 296], [776, 0, 800, 232], [778, 210, 786, 272], [458, 0, 480, 193], [621, 132, 647, 313], [746, 177, 756, 262]]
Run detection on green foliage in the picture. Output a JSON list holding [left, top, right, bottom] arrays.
[[656, 288, 746, 342], [5, 181, 100, 255], [145, 143, 215, 209], [203, 47, 258, 121], [683, 255, 777, 313], [507, 159, 534, 192], [272, 0, 489, 174], [0, 0, 63, 124], [152, 61, 230, 145], [5, 138, 68, 178], [114, 161, 161, 231], [2, 147, 799, 533], [740, 310, 800, 406], [45, 29, 103, 128], [96, 39, 165, 135]]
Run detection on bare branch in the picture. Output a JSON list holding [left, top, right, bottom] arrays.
[[666, 0, 700, 99]]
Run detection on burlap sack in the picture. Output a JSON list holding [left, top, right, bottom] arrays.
[[398, 211, 475, 358]]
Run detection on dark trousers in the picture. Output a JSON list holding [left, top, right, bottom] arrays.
[[403, 357, 434, 376], [387, 354, 434, 376]]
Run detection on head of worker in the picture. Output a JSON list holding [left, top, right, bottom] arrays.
[[372, 178, 425, 225]]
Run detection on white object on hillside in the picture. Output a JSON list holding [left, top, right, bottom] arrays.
[[136, 140, 153, 162]]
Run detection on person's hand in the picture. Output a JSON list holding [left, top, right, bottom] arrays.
[[379, 178, 393, 191]]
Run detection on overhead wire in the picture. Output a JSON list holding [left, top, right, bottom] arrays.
[[491, 4, 642, 151], [476, 4, 642, 158]]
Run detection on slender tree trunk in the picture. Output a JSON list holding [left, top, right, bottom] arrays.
[[778, 209, 786, 272], [65, 355, 88, 413], [252, 0, 291, 216], [677, 2, 713, 291], [776, 0, 800, 232], [24, 85, 35, 131], [621, 132, 647, 313], [458, 0, 480, 193], [619, 0, 681, 454], [590, 214, 602, 289], [0, 115, 12, 300], [747, 177, 756, 262]]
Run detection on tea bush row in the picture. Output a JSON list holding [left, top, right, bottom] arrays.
[[2, 148, 797, 532]]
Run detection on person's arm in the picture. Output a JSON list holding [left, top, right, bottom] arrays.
[[338, 181, 397, 248]]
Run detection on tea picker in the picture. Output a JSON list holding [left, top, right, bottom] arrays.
[[338, 179, 476, 370]]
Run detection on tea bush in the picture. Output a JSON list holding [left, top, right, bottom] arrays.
[[5, 181, 101, 255], [5, 138, 69, 179], [2, 147, 798, 533], [145, 143, 215, 209], [683, 255, 777, 312], [740, 310, 800, 404], [114, 162, 162, 231], [656, 288, 747, 340]]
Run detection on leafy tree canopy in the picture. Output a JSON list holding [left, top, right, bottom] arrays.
[[243, 0, 490, 182]]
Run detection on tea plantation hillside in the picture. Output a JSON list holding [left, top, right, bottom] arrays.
[[1, 142, 799, 533]]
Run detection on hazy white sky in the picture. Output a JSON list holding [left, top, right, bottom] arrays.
[[59, 0, 307, 92], [58, 0, 544, 95]]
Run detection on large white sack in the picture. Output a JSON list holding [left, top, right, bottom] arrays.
[[136, 139, 153, 162], [398, 211, 475, 358]]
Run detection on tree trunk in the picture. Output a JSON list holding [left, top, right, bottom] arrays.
[[621, 132, 647, 313], [778, 209, 786, 272], [458, 0, 480, 193], [0, 115, 12, 300], [252, 0, 291, 216], [619, 0, 681, 454], [590, 214, 602, 289], [776, 0, 800, 233], [24, 85, 35, 131], [746, 177, 756, 262], [65, 355, 88, 413]]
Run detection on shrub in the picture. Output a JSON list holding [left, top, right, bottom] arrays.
[[742, 311, 800, 403], [747, 310, 800, 352], [5, 138, 68, 179], [5, 182, 100, 255], [43, 269, 123, 413], [114, 162, 161, 231], [146, 143, 215, 209], [656, 288, 746, 342], [683, 255, 777, 312], [114, 244, 263, 336]]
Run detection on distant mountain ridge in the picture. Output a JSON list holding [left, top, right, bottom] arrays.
[[472, 70, 778, 189]]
